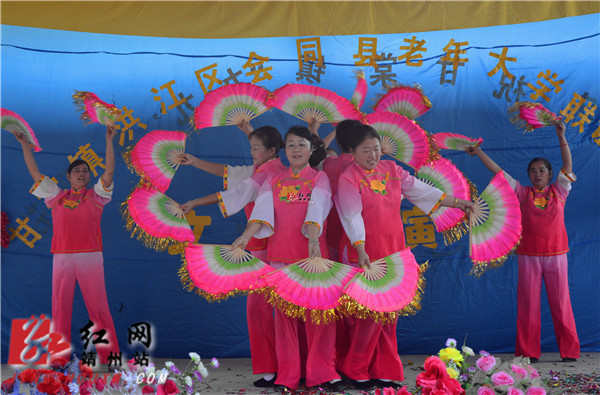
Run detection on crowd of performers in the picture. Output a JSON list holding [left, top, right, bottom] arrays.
[[12, 114, 580, 392]]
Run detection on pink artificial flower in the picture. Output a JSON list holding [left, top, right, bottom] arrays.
[[476, 355, 497, 373], [416, 371, 438, 390], [383, 387, 396, 395], [397, 386, 412, 395], [477, 387, 496, 395], [143, 385, 156, 394], [527, 365, 540, 379], [79, 380, 93, 395], [424, 356, 450, 379], [95, 376, 106, 391], [511, 364, 528, 379], [508, 387, 525, 395], [157, 379, 180, 395], [440, 377, 465, 395], [491, 371, 515, 386], [525, 386, 546, 395]]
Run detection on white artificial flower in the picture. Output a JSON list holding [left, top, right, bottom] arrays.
[[189, 352, 201, 362], [165, 361, 173, 368], [446, 338, 458, 348], [185, 376, 193, 386], [462, 346, 475, 356]]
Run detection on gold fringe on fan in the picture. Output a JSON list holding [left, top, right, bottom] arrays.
[[426, 133, 442, 165], [257, 286, 341, 325], [508, 101, 558, 134], [120, 193, 188, 253], [72, 90, 121, 126], [440, 219, 469, 246], [469, 239, 521, 278], [338, 261, 429, 325], [178, 260, 250, 302]]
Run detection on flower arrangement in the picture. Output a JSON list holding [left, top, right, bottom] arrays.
[[1, 353, 218, 395]]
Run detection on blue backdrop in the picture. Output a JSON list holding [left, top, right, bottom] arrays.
[[2, 14, 599, 363]]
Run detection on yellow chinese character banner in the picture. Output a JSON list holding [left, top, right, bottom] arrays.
[[1, 11, 599, 361]]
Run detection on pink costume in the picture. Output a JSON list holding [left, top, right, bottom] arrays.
[[335, 160, 444, 381], [249, 165, 338, 389], [505, 170, 580, 360], [216, 159, 286, 375], [30, 176, 119, 364]]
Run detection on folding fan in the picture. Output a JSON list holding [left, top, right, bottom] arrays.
[[179, 244, 274, 301], [72, 91, 121, 126], [508, 101, 560, 133], [366, 111, 430, 169], [373, 84, 432, 120], [124, 130, 187, 193], [1, 108, 42, 152], [469, 171, 522, 277], [433, 132, 483, 151], [267, 83, 364, 124], [193, 83, 270, 130], [122, 186, 194, 252], [262, 257, 358, 324], [350, 70, 368, 109], [417, 158, 477, 245], [339, 249, 428, 324]]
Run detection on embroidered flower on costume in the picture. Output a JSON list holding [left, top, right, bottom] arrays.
[[533, 196, 548, 209], [279, 184, 300, 202], [62, 198, 82, 209], [369, 179, 387, 195]]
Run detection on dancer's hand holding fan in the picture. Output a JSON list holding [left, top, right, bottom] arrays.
[[339, 248, 428, 324], [509, 102, 561, 133], [73, 91, 121, 126], [469, 171, 522, 276], [179, 244, 274, 301], [1, 108, 42, 152]]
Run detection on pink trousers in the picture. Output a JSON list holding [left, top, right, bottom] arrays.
[[52, 252, 119, 364], [247, 248, 277, 374], [274, 309, 339, 389], [339, 317, 404, 381], [515, 254, 580, 359]]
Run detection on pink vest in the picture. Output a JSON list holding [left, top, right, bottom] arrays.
[[244, 158, 286, 251], [339, 160, 407, 262], [267, 167, 329, 262], [322, 154, 354, 249], [46, 188, 108, 254], [518, 184, 569, 256]]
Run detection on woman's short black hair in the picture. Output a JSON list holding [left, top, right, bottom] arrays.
[[527, 157, 552, 175], [248, 126, 283, 155], [67, 159, 91, 175], [284, 126, 327, 168], [336, 119, 364, 153], [347, 124, 380, 151]]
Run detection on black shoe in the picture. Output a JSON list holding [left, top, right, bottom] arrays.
[[562, 357, 577, 362], [350, 380, 377, 390], [253, 375, 277, 388], [273, 384, 293, 393], [322, 380, 347, 393], [529, 357, 539, 363], [372, 379, 401, 389]]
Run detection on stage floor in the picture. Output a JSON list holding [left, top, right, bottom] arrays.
[[2, 352, 598, 394]]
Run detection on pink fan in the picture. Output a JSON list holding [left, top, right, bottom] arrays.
[[73, 91, 121, 126], [469, 171, 522, 277], [180, 244, 275, 301], [417, 158, 477, 245], [366, 111, 430, 169], [124, 130, 187, 193], [350, 70, 368, 109], [1, 108, 42, 152], [262, 257, 358, 324], [122, 186, 194, 252], [373, 85, 432, 120], [433, 132, 483, 151], [267, 83, 364, 124], [508, 102, 560, 133], [340, 249, 428, 324], [193, 83, 271, 130]]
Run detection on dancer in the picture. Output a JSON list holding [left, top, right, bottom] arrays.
[[14, 126, 120, 366], [466, 121, 579, 362], [179, 122, 285, 386], [231, 126, 344, 392], [336, 125, 472, 389]]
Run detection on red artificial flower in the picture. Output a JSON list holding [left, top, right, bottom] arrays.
[[157, 378, 180, 395], [110, 373, 122, 388], [36, 375, 62, 395], [424, 356, 449, 379], [79, 380, 93, 395], [439, 377, 465, 395], [18, 368, 39, 384], [397, 387, 412, 395], [79, 361, 94, 378], [416, 371, 438, 390], [50, 356, 69, 369], [1, 376, 16, 393], [143, 385, 157, 393], [95, 376, 106, 391]]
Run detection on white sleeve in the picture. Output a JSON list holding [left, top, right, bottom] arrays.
[[217, 177, 260, 218], [248, 178, 275, 239], [301, 174, 332, 238], [556, 169, 575, 193], [401, 175, 445, 216], [502, 171, 519, 191], [225, 165, 254, 190], [93, 177, 114, 199], [335, 174, 366, 247], [29, 176, 61, 199]]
